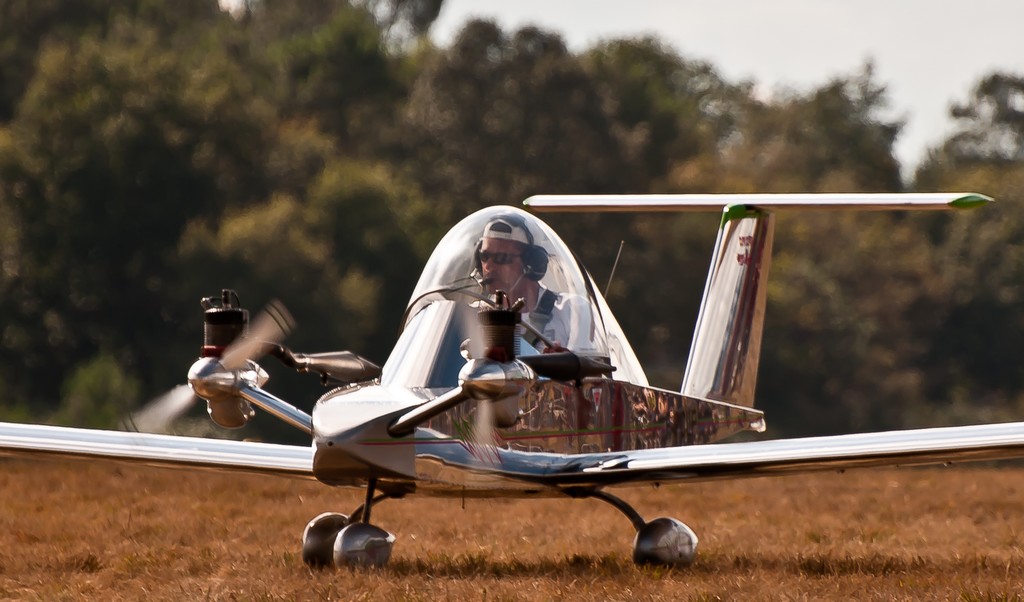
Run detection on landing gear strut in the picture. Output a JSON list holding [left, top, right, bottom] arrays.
[[583, 489, 699, 566], [301, 478, 399, 568], [302, 485, 697, 569]]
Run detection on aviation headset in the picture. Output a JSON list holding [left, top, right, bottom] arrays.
[[473, 214, 549, 282]]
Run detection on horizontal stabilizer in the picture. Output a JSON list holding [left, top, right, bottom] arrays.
[[0, 422, 313, 477], [525, 193, 991, 213]]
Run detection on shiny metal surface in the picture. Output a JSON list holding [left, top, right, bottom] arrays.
[[633, 518, 698, 567], [0, 421, 313, 477], [188, 356, 255, 405], [598, 420, 1024, 478], [188, 356, 313, 434], [394, 420, 1024, 495], [333, 523, 395, 568], [461, 357, 534, 400], [302, 512, 349, 568], [311, 377, 765, 494], [422, 379, 765, 456], [238, 382, 313, 435], [524, 193, 993, 212], [681, 210, 773, 407], [387, 386, 468, 437]]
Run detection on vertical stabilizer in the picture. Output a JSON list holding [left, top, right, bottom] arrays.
[[680, 206, 773, 407]]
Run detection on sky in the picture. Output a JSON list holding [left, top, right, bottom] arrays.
[[431, 0, 1024, 178]]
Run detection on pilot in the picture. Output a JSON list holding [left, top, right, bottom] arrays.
[[474, 214, 593, 351]]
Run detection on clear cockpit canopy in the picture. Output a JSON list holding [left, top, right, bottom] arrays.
[[387, 206, 648, 388]]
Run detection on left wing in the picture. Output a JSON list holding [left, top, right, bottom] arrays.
[[560, 421, 1024, 486], [0, 422, 313, 478]]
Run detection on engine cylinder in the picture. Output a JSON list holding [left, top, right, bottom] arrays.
[[201, 290, 248, 357], [479, 309, 519, 362]]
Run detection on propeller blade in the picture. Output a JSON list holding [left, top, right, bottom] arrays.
[[471, 398, 498, 455], [221, 300, 295, 371], [127, 384, 197, 433], [456, 300, 486, 361]]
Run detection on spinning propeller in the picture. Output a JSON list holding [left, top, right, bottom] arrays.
[[128, 289, 380, 433], [126, 293, 293, 433]]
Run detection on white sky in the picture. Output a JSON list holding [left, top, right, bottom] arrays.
[[431, 0, 1024, 178]]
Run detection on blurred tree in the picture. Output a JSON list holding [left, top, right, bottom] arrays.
[[936, 72, 1024, 164], [403, 20, 628, 229], [583, 37, 744, 190], [911, 72, 1024, 423], [675, 64, 903, 194], [51, 353, 140, 429], [179, 158, 423, 365], [0, 0, 227, 122], [363, 0, 444, 41], [272, 6, 405, 151], [0, 19, 276, 408]]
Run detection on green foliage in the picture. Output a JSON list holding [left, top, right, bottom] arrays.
[[688, 63, 903, 193], [583, 37, 743, 188], [0, 0, 227, 121], [52, 353, 140, 428], [403, 19, 628, 224], [271, 6, 403, 148], [0, 14, 275, 407], [180, 158, 421, 363]]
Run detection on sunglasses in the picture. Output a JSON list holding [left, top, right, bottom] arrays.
[[478, 251, 522, 265]]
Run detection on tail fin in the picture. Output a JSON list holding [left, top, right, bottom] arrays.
[[681, 206, 773, 407], [525, 193, 992, 408]]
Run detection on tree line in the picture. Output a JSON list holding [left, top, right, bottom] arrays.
[[1, 0, 1022, 440]]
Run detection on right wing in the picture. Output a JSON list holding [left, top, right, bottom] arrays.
[[571, 421, 1024, 486], [0, 421, 313, 478]]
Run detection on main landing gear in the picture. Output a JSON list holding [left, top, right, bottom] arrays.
[[300, 484, 698, 569], [578, 489, 699, 566], [301, 478, 400, 568]]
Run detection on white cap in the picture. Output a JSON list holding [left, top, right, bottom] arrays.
[[482, 217, 531, 244]]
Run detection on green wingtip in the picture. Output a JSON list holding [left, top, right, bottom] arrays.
[[949, 194, 994, 209], [721, 204, 762, 227]]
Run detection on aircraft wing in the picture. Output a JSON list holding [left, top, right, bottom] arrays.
[[561, 421, 1024, 486], [0, 421, 313, 478]]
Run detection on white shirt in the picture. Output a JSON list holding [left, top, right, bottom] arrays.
[[522, 287, 597, 352]]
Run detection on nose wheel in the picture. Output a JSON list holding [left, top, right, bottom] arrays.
[[301, 478, 398, 569]]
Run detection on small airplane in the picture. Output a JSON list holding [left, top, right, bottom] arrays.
[[4, 192, 1024, 569]]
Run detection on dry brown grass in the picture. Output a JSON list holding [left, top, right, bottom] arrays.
[[2, 459, 1024, 600]]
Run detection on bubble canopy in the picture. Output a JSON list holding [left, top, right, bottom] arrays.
[[389, 206, 648, 387]]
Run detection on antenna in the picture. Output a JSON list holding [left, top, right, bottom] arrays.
[[604, 240, 625, 298]]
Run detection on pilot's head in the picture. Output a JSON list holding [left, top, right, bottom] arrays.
[[475, 214, 548, 297]]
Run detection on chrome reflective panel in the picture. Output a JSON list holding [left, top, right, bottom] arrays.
[[681, 208, 774, 407], [424, 379, 765, 456], [311, 377, 765, 494]]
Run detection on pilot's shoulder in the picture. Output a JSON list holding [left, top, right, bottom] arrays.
[[553, 291, 592, 312]]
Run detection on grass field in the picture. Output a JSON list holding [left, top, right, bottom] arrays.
[[1, 459, 1023, 600]]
